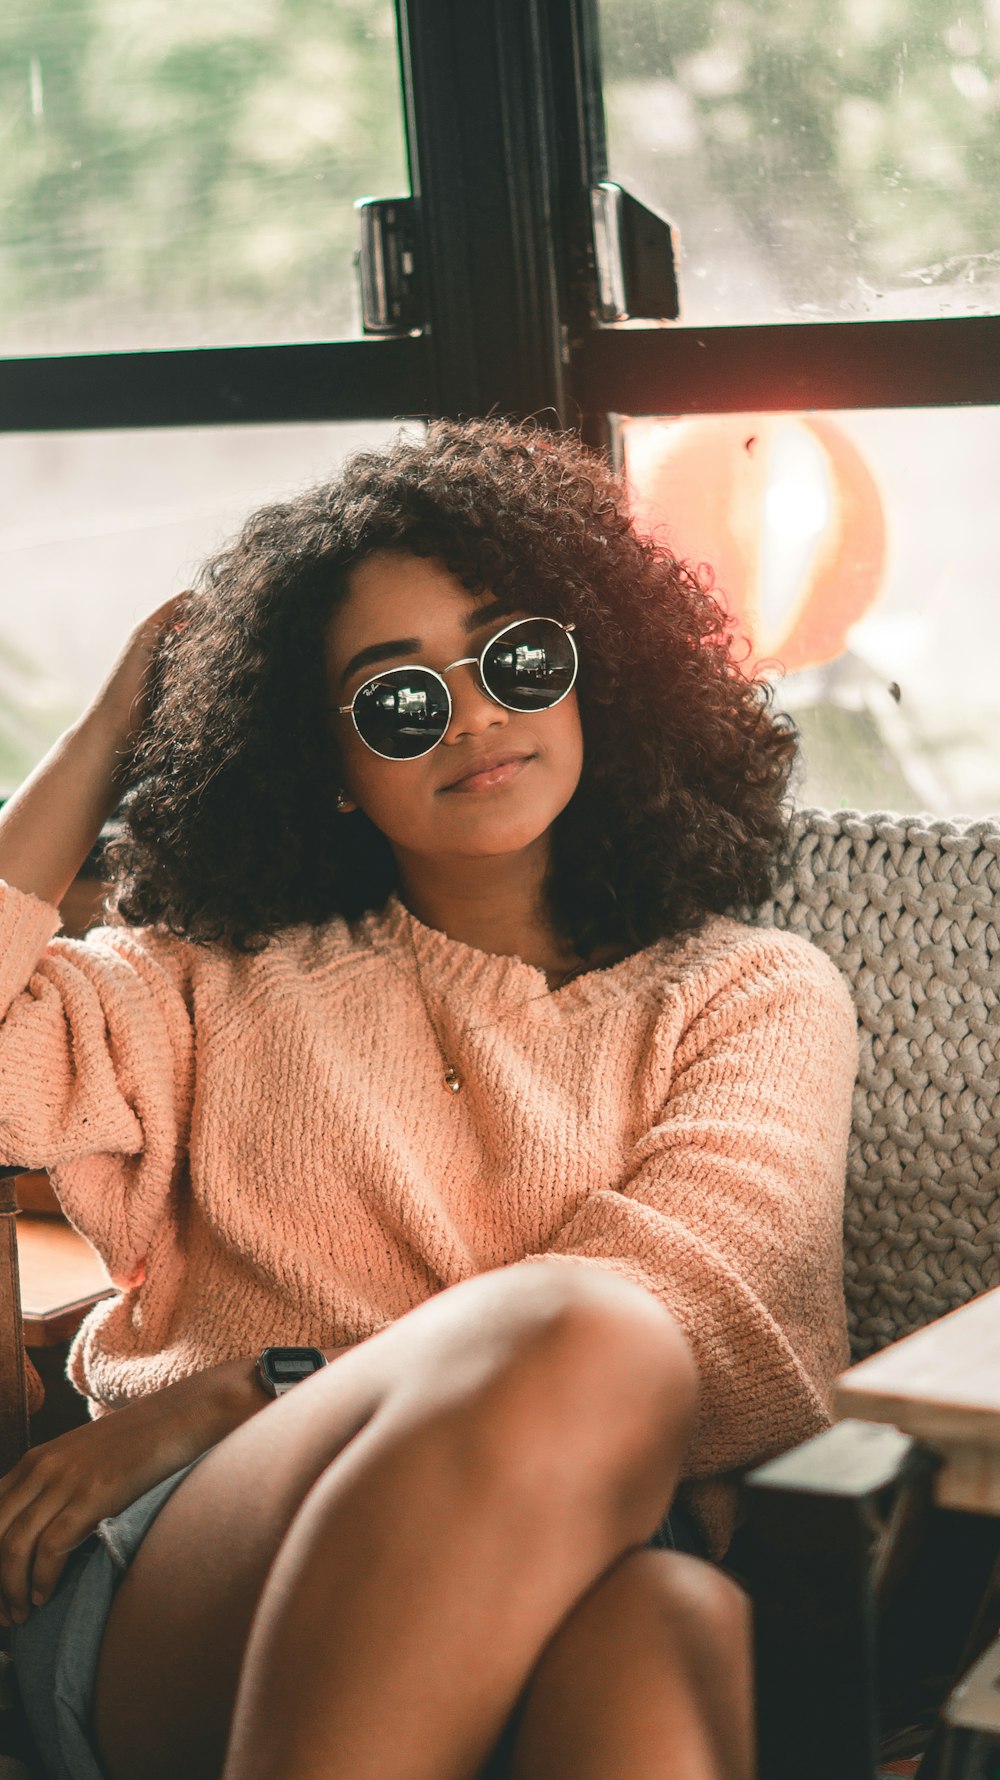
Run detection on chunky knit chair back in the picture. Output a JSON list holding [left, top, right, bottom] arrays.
[[754, 809, 1000, 1362]]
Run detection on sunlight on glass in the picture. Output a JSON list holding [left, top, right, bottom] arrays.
[[623, 408, 1000, 816], [760, 427, 835, 646]]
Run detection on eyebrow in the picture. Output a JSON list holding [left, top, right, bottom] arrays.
[[339, 598, 516, 688]]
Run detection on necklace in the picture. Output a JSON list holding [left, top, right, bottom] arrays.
[[404, 911, 590, 1093]]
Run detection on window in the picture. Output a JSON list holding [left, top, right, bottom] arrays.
[[0, 2, 407, 353], [600, 0, 1000, 326], [623, 405, 1000, 814]]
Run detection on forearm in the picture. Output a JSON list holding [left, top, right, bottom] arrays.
[[0, 710, 123, 908], [122, 1345, 357, 1470], [0, 1343, 357, 1624]]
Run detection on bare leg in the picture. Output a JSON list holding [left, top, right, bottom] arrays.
[[92, 1259, 697, 1780], [502, 1547, 755, 1780]]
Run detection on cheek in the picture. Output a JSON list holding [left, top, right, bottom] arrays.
[[550, 696, 585, 792], [567, 695, 584, 758], [341, 740, 438, 845]]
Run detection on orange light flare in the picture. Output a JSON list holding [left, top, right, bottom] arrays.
[[623, 413, 888, 677]]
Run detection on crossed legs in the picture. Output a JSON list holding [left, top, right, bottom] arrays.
[[494, 1547, 754, 1780], [92, 1260, 754, 1780]]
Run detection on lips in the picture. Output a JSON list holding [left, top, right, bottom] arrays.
[[441, 751, 534, 790]]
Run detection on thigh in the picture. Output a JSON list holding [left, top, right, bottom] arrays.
[[473, 1544, 744, 1780], [501, 1548, 753, 1780], [93, 1258, 683, 1780], [92, 1327, 396, 1780]]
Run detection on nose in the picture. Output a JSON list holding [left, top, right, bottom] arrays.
[[441, 660, 509, 745]]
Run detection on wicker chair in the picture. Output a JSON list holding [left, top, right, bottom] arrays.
[[1, 807, 999, 1778], [746, 809, 1000, 1780], [759, 807, 1000, 1365]]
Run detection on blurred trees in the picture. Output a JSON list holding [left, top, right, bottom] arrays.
[[599, 0, 1000, 321], [0, 0, 407, 352], [0, 639, 74, 789]]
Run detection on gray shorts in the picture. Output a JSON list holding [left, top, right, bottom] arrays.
[[10, 1454, 208, 1780], [10, 1461, 707, 1780]]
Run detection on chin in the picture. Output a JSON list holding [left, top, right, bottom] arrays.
[[436, 804, 560, 857], [375, 769, 579, 860]]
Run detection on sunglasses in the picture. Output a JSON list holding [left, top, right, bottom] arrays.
[[336, 616, 578, 761]]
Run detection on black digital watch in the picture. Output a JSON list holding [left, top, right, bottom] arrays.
[[255, 1346, 328, 1398]]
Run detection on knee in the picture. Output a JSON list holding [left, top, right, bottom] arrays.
[[515, 1262, 699, 1461], [587, 1546, 752, 1666], [401, 1261, 699, 1520], [656, 1551, 751, 1652]]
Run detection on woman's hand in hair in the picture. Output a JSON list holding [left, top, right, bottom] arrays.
[[87, 591, 190, 769]]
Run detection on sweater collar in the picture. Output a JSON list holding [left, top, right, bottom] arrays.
[[356, 891, 668, 1012]]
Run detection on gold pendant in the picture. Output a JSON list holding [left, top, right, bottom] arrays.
[[443, 1067, 462, 1093]]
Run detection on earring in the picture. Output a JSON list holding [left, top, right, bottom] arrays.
[[335, 789, 351, 812]]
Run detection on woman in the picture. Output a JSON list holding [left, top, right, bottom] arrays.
[[0, 418, 857, 1780]]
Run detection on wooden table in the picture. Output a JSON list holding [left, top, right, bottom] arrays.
[[834, 1285, 1000, 1515]]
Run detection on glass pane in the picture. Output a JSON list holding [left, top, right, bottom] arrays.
[[0, 2, 407, 354], [601, 0, 1000, 325], [622, 407, 1000, 816], [0, 420, 424, 794]]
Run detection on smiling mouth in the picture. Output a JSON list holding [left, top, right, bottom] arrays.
[[442, 755, 534, 793]]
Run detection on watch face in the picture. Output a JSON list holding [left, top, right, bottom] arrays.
[[272, 1352, 319, 1382], [260, 1347, 326, 1389]]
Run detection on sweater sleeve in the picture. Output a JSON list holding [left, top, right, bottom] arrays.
[[0, 879, 195, 1287], [526, 936, 858, 1483]]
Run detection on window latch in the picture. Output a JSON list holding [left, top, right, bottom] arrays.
[[589, 183, 680, 323], [354, 198, 422, 334]]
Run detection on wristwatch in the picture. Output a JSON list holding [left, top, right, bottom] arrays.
[[255, 1346, 328, 1398]]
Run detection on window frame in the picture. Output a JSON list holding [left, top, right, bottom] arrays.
[[0, 0, 994, 438]]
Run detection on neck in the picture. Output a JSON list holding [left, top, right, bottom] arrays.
[[394, 841, 582, 977]]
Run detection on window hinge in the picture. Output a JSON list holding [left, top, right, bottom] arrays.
[[589, 183, 681, 323], [354, 197, 422, 334]]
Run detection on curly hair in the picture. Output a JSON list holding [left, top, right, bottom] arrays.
[[110, 416, 797, 956]]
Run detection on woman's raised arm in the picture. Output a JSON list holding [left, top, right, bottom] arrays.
[[0, 595, 185, 907]]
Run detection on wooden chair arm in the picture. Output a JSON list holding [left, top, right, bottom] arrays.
[[0, 1169, 113, 1475], [0, 1171, 30, 1477], [16, 1215, 113, 1347], [743, 1419, 928, 1780]]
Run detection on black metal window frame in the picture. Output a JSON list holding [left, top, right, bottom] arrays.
[[0, 0, 996, 439]]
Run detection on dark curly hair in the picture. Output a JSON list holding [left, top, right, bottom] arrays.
[[110, 416, 797, 956]]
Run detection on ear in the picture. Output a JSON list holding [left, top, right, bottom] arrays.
[[335, 789, 358, 814]]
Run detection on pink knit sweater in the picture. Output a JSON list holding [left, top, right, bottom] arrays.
[[0, 879, 857, 1556]]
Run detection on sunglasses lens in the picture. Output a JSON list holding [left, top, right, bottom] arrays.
[[483, 619, 577, 711], [352, 668, 450, 759]]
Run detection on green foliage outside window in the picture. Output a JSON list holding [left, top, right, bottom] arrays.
[[0, 638, 75, 789], [3, 1, 995, 344], [0, 0, 407, 353], [600, 0, 1000, 321]]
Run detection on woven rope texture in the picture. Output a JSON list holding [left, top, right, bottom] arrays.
[[755, 809, 1000, 1360]]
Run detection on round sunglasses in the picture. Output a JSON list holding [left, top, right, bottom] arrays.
[[336, 616, 578, 761]]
